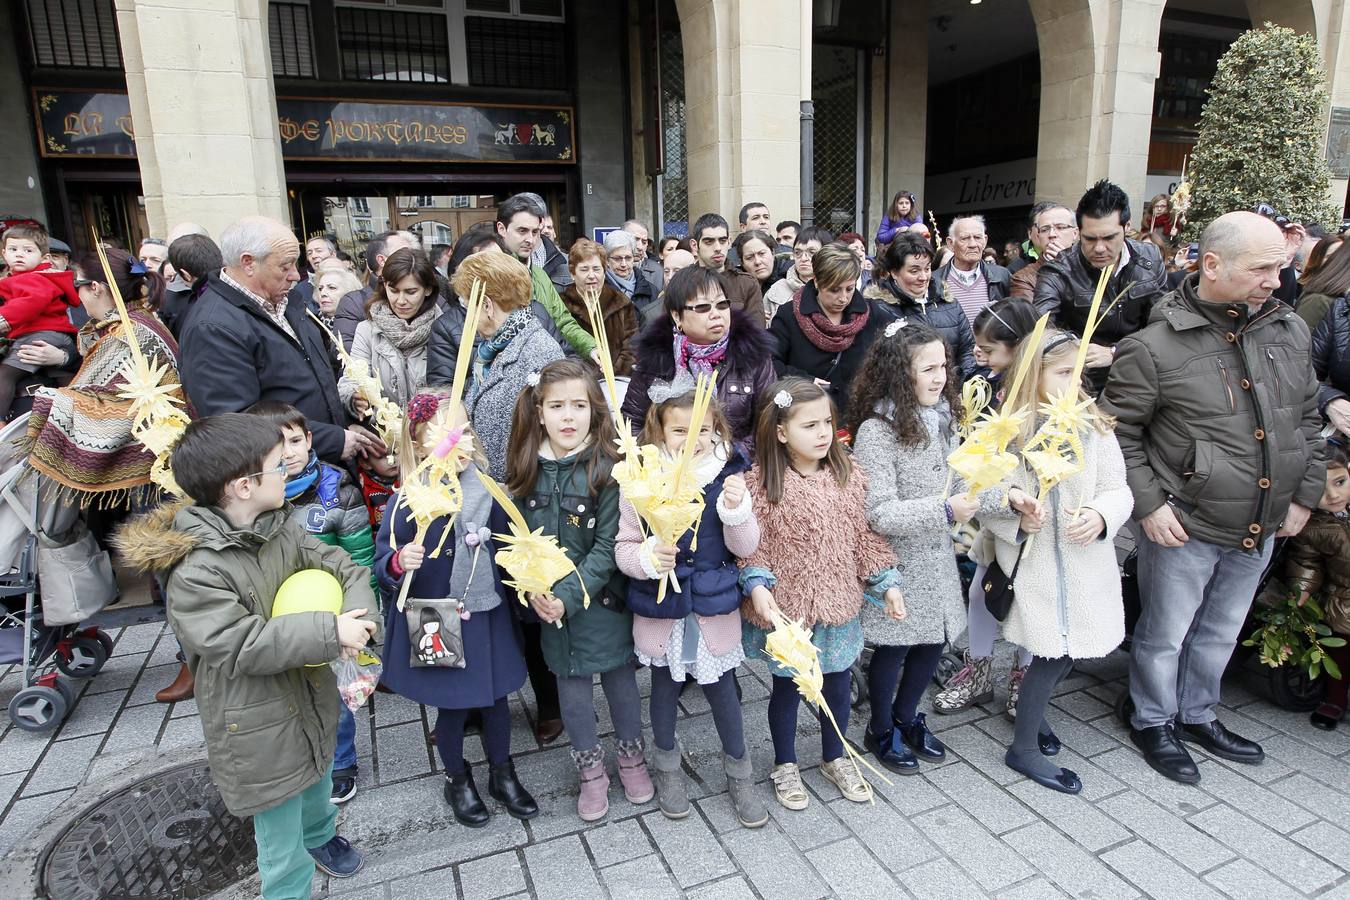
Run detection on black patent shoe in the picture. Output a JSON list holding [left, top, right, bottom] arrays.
[[896, 712, 947, 762], [1310, 702, 1344, 731], [1004, 750, 1082, 794], [1177, 719, 1264, 764], [1130, 723, 1200, 784], [488, 761, 540, 820], [864, 727, 919, 775], [1038, 729, 1061, 756], [445, 766, 489, 828]]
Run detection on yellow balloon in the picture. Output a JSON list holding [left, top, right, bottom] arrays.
[[272, 569, 344, 618]]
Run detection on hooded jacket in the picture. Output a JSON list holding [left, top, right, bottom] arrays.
[[112, 503, 379, 817], [866, 277, 978, 381], [1100, 275, 1327, 549], [0, 263, 80, 338], [621, 308, 777, 443]]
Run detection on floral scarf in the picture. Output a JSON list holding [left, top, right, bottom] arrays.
[[673, 330, 730, 378], [792, 290, 870, 353]]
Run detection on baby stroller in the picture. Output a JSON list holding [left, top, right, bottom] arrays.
[[0, 415, 116, 732]]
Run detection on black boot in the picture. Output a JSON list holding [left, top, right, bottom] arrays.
[[488, 761, 540, 820], [444, 765, 489, 828]]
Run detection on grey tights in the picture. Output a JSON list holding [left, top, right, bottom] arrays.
[[557, 662, 644, 755], [1008, 655, 1074, 779]]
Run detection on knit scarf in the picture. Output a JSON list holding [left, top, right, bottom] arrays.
[[792, 291, 870, 353], [285, 452, 321, 500], [673, 330, 730, 377], [476, 308, 533, 368], [606, 269, 637, 298], [368, 300, 437, 351]]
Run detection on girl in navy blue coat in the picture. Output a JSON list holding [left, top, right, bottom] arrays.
[[375, 387, 538, 828], [615, 392, 769, 828]]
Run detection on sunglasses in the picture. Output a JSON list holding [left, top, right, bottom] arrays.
[[1253, 203, 1292, 229], [683, 299, 732, 315], [72, 278, 93, 290]]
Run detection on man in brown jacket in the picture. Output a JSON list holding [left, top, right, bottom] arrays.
[[691, 212, 766, 323], [1101, 211, 1327, 785], [1009, 202, 1078, 299]]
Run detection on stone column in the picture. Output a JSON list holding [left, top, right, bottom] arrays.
[[868, 0, 926, 240], [675, 0, 802, 225], [115, 0, 289, 238], [1030, 0, 1164, 209]]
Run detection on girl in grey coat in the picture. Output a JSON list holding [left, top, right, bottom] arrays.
[[849, 320, 999, 775]]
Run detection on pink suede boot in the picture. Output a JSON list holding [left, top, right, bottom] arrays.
[[616, 738, 655, 804], [574, 746, 610, 821]]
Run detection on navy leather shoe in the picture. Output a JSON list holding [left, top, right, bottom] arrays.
[[864, 727, 919, 775], [308, 835, 364, 878], [1004, 751, 1083, 794], [1038, 730, 1061, 756], [895, 712, 947, 762]]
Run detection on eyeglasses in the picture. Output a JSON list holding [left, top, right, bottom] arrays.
[[683, 299, 732, 314], [1036, 223, 1078, 235], [792, 248, 815, 258], [1253, 203, 1292, 229], [242, 461, 288, 481]]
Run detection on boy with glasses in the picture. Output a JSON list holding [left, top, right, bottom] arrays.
[[116, 413, 380, 895]]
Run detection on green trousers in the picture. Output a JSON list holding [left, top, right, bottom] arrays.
[[252, 767, 337, 900]]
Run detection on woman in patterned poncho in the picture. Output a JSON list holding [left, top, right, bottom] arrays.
[[23, 248, 185, 509]]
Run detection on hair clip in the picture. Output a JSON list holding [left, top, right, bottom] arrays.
[[407, 392, 441, 425], [884, 317, 909, 338], [525, 371, 540, 388], [773, 389, 793, 409], [127, 259, 148, 276]]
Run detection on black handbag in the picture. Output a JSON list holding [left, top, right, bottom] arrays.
[[982, 547, 1026, 622]]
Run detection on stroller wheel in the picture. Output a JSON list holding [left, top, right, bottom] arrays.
[[8, 685, 67, 732], [849, 660, 868, 710], [53, 677, 75, 708], [93, 629, 114, 657], [56, 635, 109, 679]]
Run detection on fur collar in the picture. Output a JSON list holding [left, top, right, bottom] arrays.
[[632, 307, 774, 376]]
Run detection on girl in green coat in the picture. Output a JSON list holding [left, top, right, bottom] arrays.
[[505, 359, 653, 822]]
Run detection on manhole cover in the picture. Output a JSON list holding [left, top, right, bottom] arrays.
[[37, 761, 257, 899]]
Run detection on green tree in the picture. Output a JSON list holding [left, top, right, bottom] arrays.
[[1184, 23, 1339, 236]]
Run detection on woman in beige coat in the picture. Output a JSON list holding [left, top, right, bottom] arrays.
[[340, 247, 436, 412], [981, 331, 1133, 795]]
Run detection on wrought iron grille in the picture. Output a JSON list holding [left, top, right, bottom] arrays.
[[336, 6, 450, 83], [269, 2, 316, 79], [25, 0, 122, 70], [464, 17, 566, 88], [659, 24, 689, 236], [813, 45, 860, 234]]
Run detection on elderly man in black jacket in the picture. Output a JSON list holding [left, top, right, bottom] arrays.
[[1034, 180, 1167, 393], [178, 216, 384, 464], [934, 214, 1011, 322]]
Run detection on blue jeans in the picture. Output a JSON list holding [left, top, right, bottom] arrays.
[[253, 766, 337, 900], [1129, 535, 1273, 729], [334, 701, 357, 773]]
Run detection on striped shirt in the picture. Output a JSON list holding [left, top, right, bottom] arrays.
[[944, 265, 988, 324]]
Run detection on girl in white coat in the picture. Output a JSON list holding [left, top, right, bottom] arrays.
[[982, 330, 1133, 794]]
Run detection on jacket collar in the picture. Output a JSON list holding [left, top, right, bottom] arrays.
[[206, 273, 308, 341], [1157, 274, 1289, 332]]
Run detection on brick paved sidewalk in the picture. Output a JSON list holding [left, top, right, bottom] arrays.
[[0, 613, 1347, 899]]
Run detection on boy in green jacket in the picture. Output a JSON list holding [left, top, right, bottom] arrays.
[[116, 413, 379, 898], [248, 401, 377, 805]]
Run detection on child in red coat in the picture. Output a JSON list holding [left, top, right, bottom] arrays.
[[0, 223, 79, 417]]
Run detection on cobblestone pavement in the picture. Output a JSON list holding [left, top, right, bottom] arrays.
[[0, 613, 1347, 899]]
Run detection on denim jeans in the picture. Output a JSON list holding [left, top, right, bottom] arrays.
[[1129, 535, 1273, 729], [334, 701, 357, 773], [253, 766, 337, 900]]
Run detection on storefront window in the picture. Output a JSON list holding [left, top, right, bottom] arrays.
[[336, 5, 451, 82]]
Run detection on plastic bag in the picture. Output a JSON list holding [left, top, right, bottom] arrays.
[[333, 651, 382, 711]]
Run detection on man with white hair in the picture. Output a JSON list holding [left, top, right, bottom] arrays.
[[602, 230, 658, 324], [935, 214, 1011, 323], [622, 219, 664, 293], [178, 216, 384, 464]]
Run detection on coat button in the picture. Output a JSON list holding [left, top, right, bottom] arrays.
[[287, 704, 296, 713], [227, 723, 238, 733], [1242, 537, 1256, 549], [577, 504, 586, 512], [1258, 477, 1271, 489], [1254, 428, 1265, 440], [1225, 332, 1237, 342], [1249, 523, 1262, 534], [1227, 308, 1240, 318], [1240, 378, 1251, 390]]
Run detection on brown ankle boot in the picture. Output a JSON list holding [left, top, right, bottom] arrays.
[[155, 663, 195, 703]]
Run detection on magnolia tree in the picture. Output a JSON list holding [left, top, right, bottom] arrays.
[[1184, 23, 1340, 235]]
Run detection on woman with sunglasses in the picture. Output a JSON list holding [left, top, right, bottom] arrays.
[[621, 265, 776, 443], [768, 242, 897, 427]]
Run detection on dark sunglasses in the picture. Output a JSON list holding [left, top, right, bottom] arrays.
[[72, 277, 93, 290], [683, 299, 732, 315], [1253, 203, 1292, 229]]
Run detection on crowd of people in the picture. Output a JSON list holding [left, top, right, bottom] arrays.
[[0, 180, 1343, 899]]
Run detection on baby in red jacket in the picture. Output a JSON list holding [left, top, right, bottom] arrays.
[[0, 223, 79, 417]]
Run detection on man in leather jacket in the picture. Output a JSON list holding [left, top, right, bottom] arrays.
[[1034, 180, 1167, 393]]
